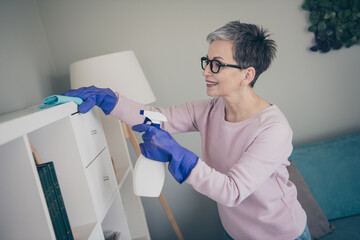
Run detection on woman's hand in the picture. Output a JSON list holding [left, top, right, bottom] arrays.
[[63, 85, 117, 114], [132, 124, 199, 183]]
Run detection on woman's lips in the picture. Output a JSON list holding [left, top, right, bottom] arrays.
[[206, 80, 219, 87]]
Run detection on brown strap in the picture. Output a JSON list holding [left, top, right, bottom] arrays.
[[121, 121, 130, 139], [158, 192, 184, 240], [124, 123, 142, 156], [29, 141, 43, 164]]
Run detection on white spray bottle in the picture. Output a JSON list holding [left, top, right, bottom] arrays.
[[133, 110, 168, 197]]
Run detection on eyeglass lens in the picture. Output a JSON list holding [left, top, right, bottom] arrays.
[[201, 57, 221, 73]]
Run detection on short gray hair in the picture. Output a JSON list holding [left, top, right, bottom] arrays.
[[207, 21, 277, 87]]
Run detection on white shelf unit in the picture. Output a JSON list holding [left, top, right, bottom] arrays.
[[0, 102, 150, 240]]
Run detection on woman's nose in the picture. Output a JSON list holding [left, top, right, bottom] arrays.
[[202, 64, 212, 76]]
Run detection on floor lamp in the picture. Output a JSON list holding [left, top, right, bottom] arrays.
[[70, 51, 184, 240]]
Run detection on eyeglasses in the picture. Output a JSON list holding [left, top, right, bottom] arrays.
[[201, 57, 243, 74]]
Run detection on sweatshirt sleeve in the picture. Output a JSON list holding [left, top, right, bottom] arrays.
[[110, 94, 210, 134], [186, 123, 293, 207]]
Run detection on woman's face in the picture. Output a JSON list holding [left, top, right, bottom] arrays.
[[203, 40, 244, 98]]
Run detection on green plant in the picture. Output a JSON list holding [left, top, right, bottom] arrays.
[[302, 0, 360, 52]]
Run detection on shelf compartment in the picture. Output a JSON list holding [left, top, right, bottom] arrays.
[[116, 165, 131, 189], [101, 193, 132, 239], [0, 136, 54, 239], [72, 222, 102, 240], [120, 171, 150, 240], [27, 116, 98, 235]]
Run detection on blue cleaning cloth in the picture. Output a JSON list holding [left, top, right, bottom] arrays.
[[38, 95, 83, 109]]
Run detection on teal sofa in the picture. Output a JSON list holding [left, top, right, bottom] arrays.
[[288, 132, 360, 240]]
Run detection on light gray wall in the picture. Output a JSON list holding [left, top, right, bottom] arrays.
[[35, 0, 360, 147], [0, 0, 60, 115], [2, 0, 360, 239]]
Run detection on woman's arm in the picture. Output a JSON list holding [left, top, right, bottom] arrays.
[[111, 94, 210, 134]]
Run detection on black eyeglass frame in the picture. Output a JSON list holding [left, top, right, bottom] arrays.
[[201, 57, 244, 74]]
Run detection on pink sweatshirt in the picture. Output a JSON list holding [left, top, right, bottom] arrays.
[[111, 95, 307, 240]]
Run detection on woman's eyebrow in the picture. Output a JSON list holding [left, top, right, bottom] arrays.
[[206, 55, 224, 60]]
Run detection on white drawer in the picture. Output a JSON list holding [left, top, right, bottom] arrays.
[[71, 110, 107, 167], [86, 148, 117, 221]]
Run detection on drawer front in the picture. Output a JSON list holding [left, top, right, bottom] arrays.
[[86, 148, 117, 221], [71, 109, 107, 167]]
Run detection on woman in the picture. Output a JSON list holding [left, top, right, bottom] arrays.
[[64, 21, 310, 240]]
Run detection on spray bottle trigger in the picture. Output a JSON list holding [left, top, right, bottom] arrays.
[[142, 117, 161, 129], [143, 117, 152, 125]]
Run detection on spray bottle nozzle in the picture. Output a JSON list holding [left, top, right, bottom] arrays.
[[140, 110, 168, 129]]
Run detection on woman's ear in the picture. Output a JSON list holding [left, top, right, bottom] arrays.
[[242, 67, 256, 86]]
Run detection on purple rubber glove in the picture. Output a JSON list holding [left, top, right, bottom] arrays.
[[63, 85, 117, 114], [132, 124, 199, 184]]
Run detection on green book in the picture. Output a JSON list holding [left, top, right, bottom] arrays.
[[38, 163, 65, 239], [48, 162, 73, 240], [37, 162, 73, 240]]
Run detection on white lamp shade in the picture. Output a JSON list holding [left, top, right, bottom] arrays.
[[70, 51, 156, 104]]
